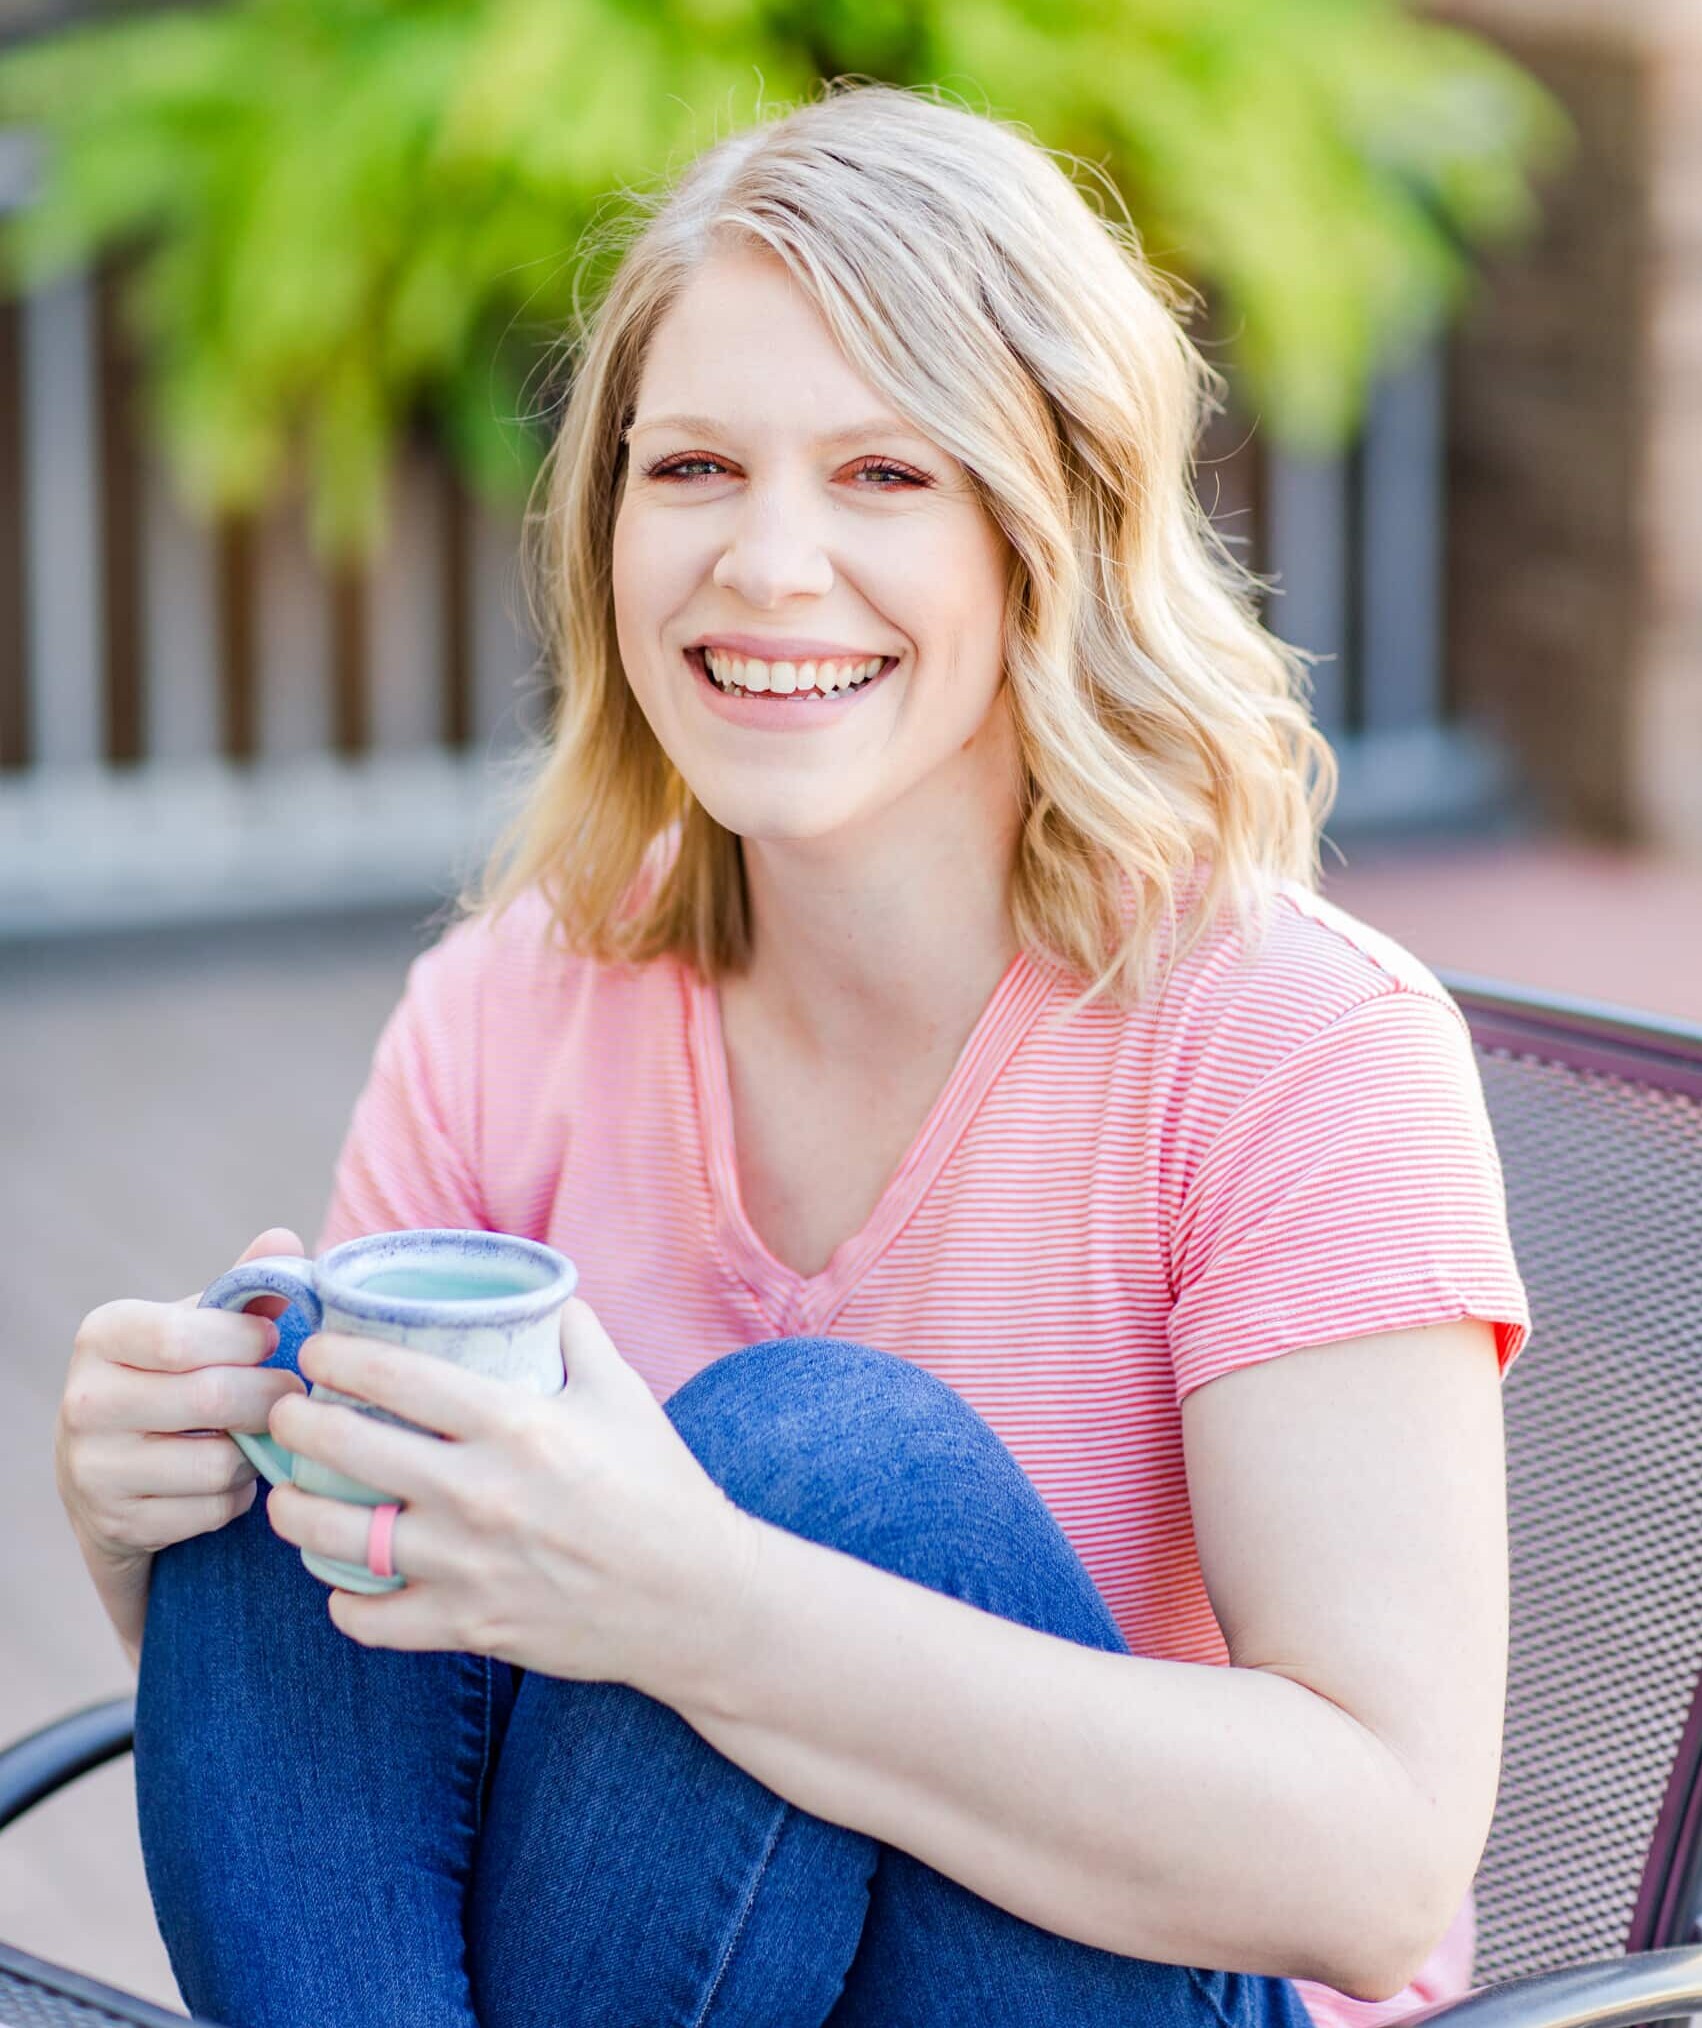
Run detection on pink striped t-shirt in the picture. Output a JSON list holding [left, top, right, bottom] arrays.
[[313, 866, 1531, 2028]]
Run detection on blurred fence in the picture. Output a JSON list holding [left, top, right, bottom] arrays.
[[0, 241, 1520, 940], [0, 257, 546, 939]]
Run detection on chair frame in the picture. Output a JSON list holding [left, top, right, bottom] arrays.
[[0, 1932, 210, 2028], [4, 970, 1702, 2028]]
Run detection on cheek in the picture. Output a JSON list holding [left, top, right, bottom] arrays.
[[924, 571, 1010, 745], [915, 547, 1007, 690], [894, 510, 1007, 648], [612, 506, 708, 654]]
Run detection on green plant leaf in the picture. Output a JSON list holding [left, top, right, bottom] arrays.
[[0, 0, 1574, 555]]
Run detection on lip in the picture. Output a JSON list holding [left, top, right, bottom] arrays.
[[684, 646, 897, 728], [689, 633, 894, 662]]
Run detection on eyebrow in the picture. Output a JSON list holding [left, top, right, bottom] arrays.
[[623, 412, 931, 448]]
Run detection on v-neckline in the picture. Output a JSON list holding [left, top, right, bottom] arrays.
[[683, 949, 1057, 1336]]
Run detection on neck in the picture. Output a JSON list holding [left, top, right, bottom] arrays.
[[728, 737, 1026, 1075]]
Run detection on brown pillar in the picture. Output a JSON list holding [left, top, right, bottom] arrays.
[[1431, 0, 1702, 856]]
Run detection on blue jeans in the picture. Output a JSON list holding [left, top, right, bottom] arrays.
[[136, 1333, 1318, 2028]]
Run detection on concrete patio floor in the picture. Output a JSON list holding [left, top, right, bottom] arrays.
[[1, 828, 1698, 2013], [0, 902, 436, 2011]]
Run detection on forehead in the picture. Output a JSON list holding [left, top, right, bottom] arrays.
[[632, 247, 898, 434]]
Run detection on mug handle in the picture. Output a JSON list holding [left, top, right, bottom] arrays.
[[197, 1256, 324, 1488]]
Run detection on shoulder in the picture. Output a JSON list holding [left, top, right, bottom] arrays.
[[1165, 872, 1465, 1039], [1154, 878, 1531, 1385], [1144, 873, 1477, 1134]]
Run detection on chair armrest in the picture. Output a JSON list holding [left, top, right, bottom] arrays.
[[0, 1695, 135, 1832], [1394, 1945, 1702, 2028]]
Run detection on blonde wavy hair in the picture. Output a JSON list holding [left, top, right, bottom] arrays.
[[450, 78, 1339, 1015]]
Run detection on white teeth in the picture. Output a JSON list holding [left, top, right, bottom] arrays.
[[701, 649, 888, 696]]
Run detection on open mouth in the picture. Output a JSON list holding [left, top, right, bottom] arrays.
[[686, 647, 899, 703]]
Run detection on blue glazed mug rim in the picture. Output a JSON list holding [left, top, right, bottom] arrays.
[[315, 1229, 577, 1328]]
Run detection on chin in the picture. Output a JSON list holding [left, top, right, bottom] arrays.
[[694, 787, 868, 847]]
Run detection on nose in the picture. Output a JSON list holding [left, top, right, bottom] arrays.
[[711, 486, 835, 607]]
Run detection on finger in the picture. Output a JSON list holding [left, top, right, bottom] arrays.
[[266, 1392, 453, 1507], [326, 1581, 454, 1654], [91, 1299, 283, 1376], [265, 1483, 438, 1583], [121, 1485, 260, 1553], [298, 1333, 520, 1444], [73, 1431, 252, 1513], [99, 1362, 305, 1437], [129, 1431, 265, 1499]]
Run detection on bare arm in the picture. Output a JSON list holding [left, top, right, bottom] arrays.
[[666, 1318, 1508, 2002]]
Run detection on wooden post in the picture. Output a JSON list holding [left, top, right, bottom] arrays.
[[439, 461, 473, 751], [95, 266, 144, 767], [215, 512, 258, 762], [0, 296, 26, 772], [328, 560, 369, 756], [1433, 0, 1702, 855]]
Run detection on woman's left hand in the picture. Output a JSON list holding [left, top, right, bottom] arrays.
[[262, 1299, 761, 1703]]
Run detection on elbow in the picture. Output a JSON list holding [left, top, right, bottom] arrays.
[[1324, 1863, 1466, 2005], [1313, 1727, 1488, 2004], [1327, 1928, 1438, 2006], [1329, 1956, 1425, 2007]]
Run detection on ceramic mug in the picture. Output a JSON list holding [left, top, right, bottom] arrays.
[[198, 1228, 577, 1594]]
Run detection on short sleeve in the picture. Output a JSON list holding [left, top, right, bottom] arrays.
[[1166, 988, 1531, 1404], [311, 925, 488, 1254]]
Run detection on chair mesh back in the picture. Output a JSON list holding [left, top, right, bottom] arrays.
[[1465, 1021, 1702, 1984]]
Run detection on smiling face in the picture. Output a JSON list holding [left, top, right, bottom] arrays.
[[610, 244, 1019, 858]]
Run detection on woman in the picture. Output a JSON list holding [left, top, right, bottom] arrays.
[[55, 80, 1530, 2028]]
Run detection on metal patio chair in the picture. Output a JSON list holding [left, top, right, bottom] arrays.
[[3, 973, 1702, 2028]]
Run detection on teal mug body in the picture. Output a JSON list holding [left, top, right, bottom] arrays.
[[198, 1229, 577, 1593]]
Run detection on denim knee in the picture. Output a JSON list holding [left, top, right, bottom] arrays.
[[665, 1338, 995, 1541], [664, 1338, 1127, 1655]]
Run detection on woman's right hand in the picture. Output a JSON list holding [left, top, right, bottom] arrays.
[[55, 1228, 311, 1650]]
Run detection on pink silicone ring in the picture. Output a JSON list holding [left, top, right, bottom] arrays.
[[365, 1502, 401, 1581]]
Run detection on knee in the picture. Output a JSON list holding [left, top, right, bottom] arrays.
[[664, 1338, 1025, 1563], [665, 1339, 1128, 1655], [667, 1337, 969, 1469]]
